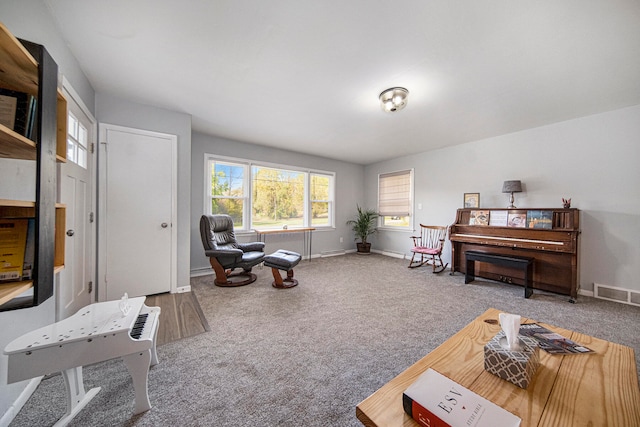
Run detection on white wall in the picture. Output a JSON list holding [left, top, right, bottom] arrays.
[[0, 0, 94, 116], [365, 104, 640, 293], [190, 133, 365, 273], [96, 93, 192, 290]]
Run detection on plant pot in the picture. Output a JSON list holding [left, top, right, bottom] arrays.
[[356, 242, 371, 254]]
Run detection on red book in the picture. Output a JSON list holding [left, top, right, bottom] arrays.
[[403, 394, 450, 426]]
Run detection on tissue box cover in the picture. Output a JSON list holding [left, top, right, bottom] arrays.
[[484, 331, 540, 389]]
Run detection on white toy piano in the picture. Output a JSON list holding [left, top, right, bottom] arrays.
[[4, 295, 160, 426]]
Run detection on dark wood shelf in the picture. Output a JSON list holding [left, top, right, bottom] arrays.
[[0, 22, 67, 310]]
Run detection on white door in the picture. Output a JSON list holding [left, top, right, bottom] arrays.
[[98, 124, 177, 301], [56, 82, 95, 320]]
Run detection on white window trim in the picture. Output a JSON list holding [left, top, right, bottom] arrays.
[[205, 156, 251, 228], [377, 168, 414, 231], [204, 153, 336, 232]]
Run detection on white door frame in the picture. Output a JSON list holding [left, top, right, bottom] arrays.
[[97, 123, 178, 302], [57, 77, 97, 320]]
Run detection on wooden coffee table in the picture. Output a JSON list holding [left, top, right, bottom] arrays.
[[356, 308, 640, 427]]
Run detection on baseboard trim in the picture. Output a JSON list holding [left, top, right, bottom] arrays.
[[371, 249, 406, 259], [578, 288, 594, 297], [320, 250, 346, 257], [189, 250, 359, 277], [189, 254, 635, 306], [190, 267, 213, 278], [0, 377, 42, 427]]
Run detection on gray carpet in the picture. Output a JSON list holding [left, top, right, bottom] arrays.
[[9, 254, 640, 426]]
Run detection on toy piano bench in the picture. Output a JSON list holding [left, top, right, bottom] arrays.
[[263, 250, 302, 289]]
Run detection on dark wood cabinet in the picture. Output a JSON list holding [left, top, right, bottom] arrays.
[[0, 23, 66, 310]]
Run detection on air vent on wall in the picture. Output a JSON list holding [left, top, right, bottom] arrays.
[[594, 283, 640, 307]]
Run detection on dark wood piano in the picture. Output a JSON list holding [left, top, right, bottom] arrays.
[[450, 208, 580, 301]]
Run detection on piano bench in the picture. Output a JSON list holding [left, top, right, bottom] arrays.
[[464, 250, 534, 298]]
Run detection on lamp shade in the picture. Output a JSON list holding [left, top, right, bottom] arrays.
[[502, 180, 522, 193]]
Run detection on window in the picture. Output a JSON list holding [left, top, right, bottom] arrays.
[[310, 173, 332, 227], [67, 111, 88, 168], [378, 169, 413, 229], [210, 160, 248, 228], [252, 165, 305, 228], [206, 156, 335, 231]]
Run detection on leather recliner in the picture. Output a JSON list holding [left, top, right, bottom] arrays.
[[199, 214, 265, 286]]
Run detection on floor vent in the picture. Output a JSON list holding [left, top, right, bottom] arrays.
[[594, 283, 640, 307]]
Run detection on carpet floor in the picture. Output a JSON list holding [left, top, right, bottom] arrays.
[[9, 254, 640, 426]]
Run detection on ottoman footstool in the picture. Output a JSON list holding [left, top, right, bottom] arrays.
[[263, 250, 302, 288]]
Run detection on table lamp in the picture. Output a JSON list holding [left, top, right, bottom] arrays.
[[502, 180, 522, 208]]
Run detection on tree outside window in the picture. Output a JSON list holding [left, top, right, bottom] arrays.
[[252, 166, 304, 228], [207, 156, 335, 231], [211, 161, 246, 228]]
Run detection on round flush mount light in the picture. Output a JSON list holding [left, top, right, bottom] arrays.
[[379, 87, 409, 113]]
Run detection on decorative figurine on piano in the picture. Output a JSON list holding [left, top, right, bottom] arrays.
[[119, 292, 131, 316], [562, 198, 571, 208]]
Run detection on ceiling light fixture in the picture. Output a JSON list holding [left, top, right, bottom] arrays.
[[379, 87, 409, 113]]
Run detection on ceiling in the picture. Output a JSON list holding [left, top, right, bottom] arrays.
[[44, 1, 640, 165]]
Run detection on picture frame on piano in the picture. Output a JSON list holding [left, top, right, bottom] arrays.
[[463, 193, 480, 208]]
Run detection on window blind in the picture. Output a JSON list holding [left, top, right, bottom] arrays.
[[378, 170, 411, 216]]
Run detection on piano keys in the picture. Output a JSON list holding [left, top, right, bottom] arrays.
[[449, 208, 580, 301], [4, 295, 161, 426]]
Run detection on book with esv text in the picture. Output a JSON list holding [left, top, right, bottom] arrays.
[[403, 368, 520, 427]]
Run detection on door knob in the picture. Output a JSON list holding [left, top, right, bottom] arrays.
[[161, 223, 168, 228], [66, 229, 75, 236]]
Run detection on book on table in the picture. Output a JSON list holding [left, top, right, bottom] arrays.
[[403, 368, 521, 427]]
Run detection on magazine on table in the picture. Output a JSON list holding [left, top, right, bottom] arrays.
[[519, 323, 593, 355]]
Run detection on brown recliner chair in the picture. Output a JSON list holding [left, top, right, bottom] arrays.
[[200, 214, 265, 286]]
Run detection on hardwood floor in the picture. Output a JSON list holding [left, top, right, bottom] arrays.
[[145, 291, 210, 346]]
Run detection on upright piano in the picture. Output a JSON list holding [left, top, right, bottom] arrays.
[[449, 208, 580, 301], [4, 295, 160, 426]]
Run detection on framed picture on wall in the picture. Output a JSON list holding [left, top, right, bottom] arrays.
[[464, 193, 480, 208]]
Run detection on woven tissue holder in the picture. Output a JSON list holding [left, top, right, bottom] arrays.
[[484, 331, 540, 389]]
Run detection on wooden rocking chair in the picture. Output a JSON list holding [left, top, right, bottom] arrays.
[[408, 224, 449, 273]]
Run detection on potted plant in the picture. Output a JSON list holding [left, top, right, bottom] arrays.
[[346, 205, 379, 254]]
